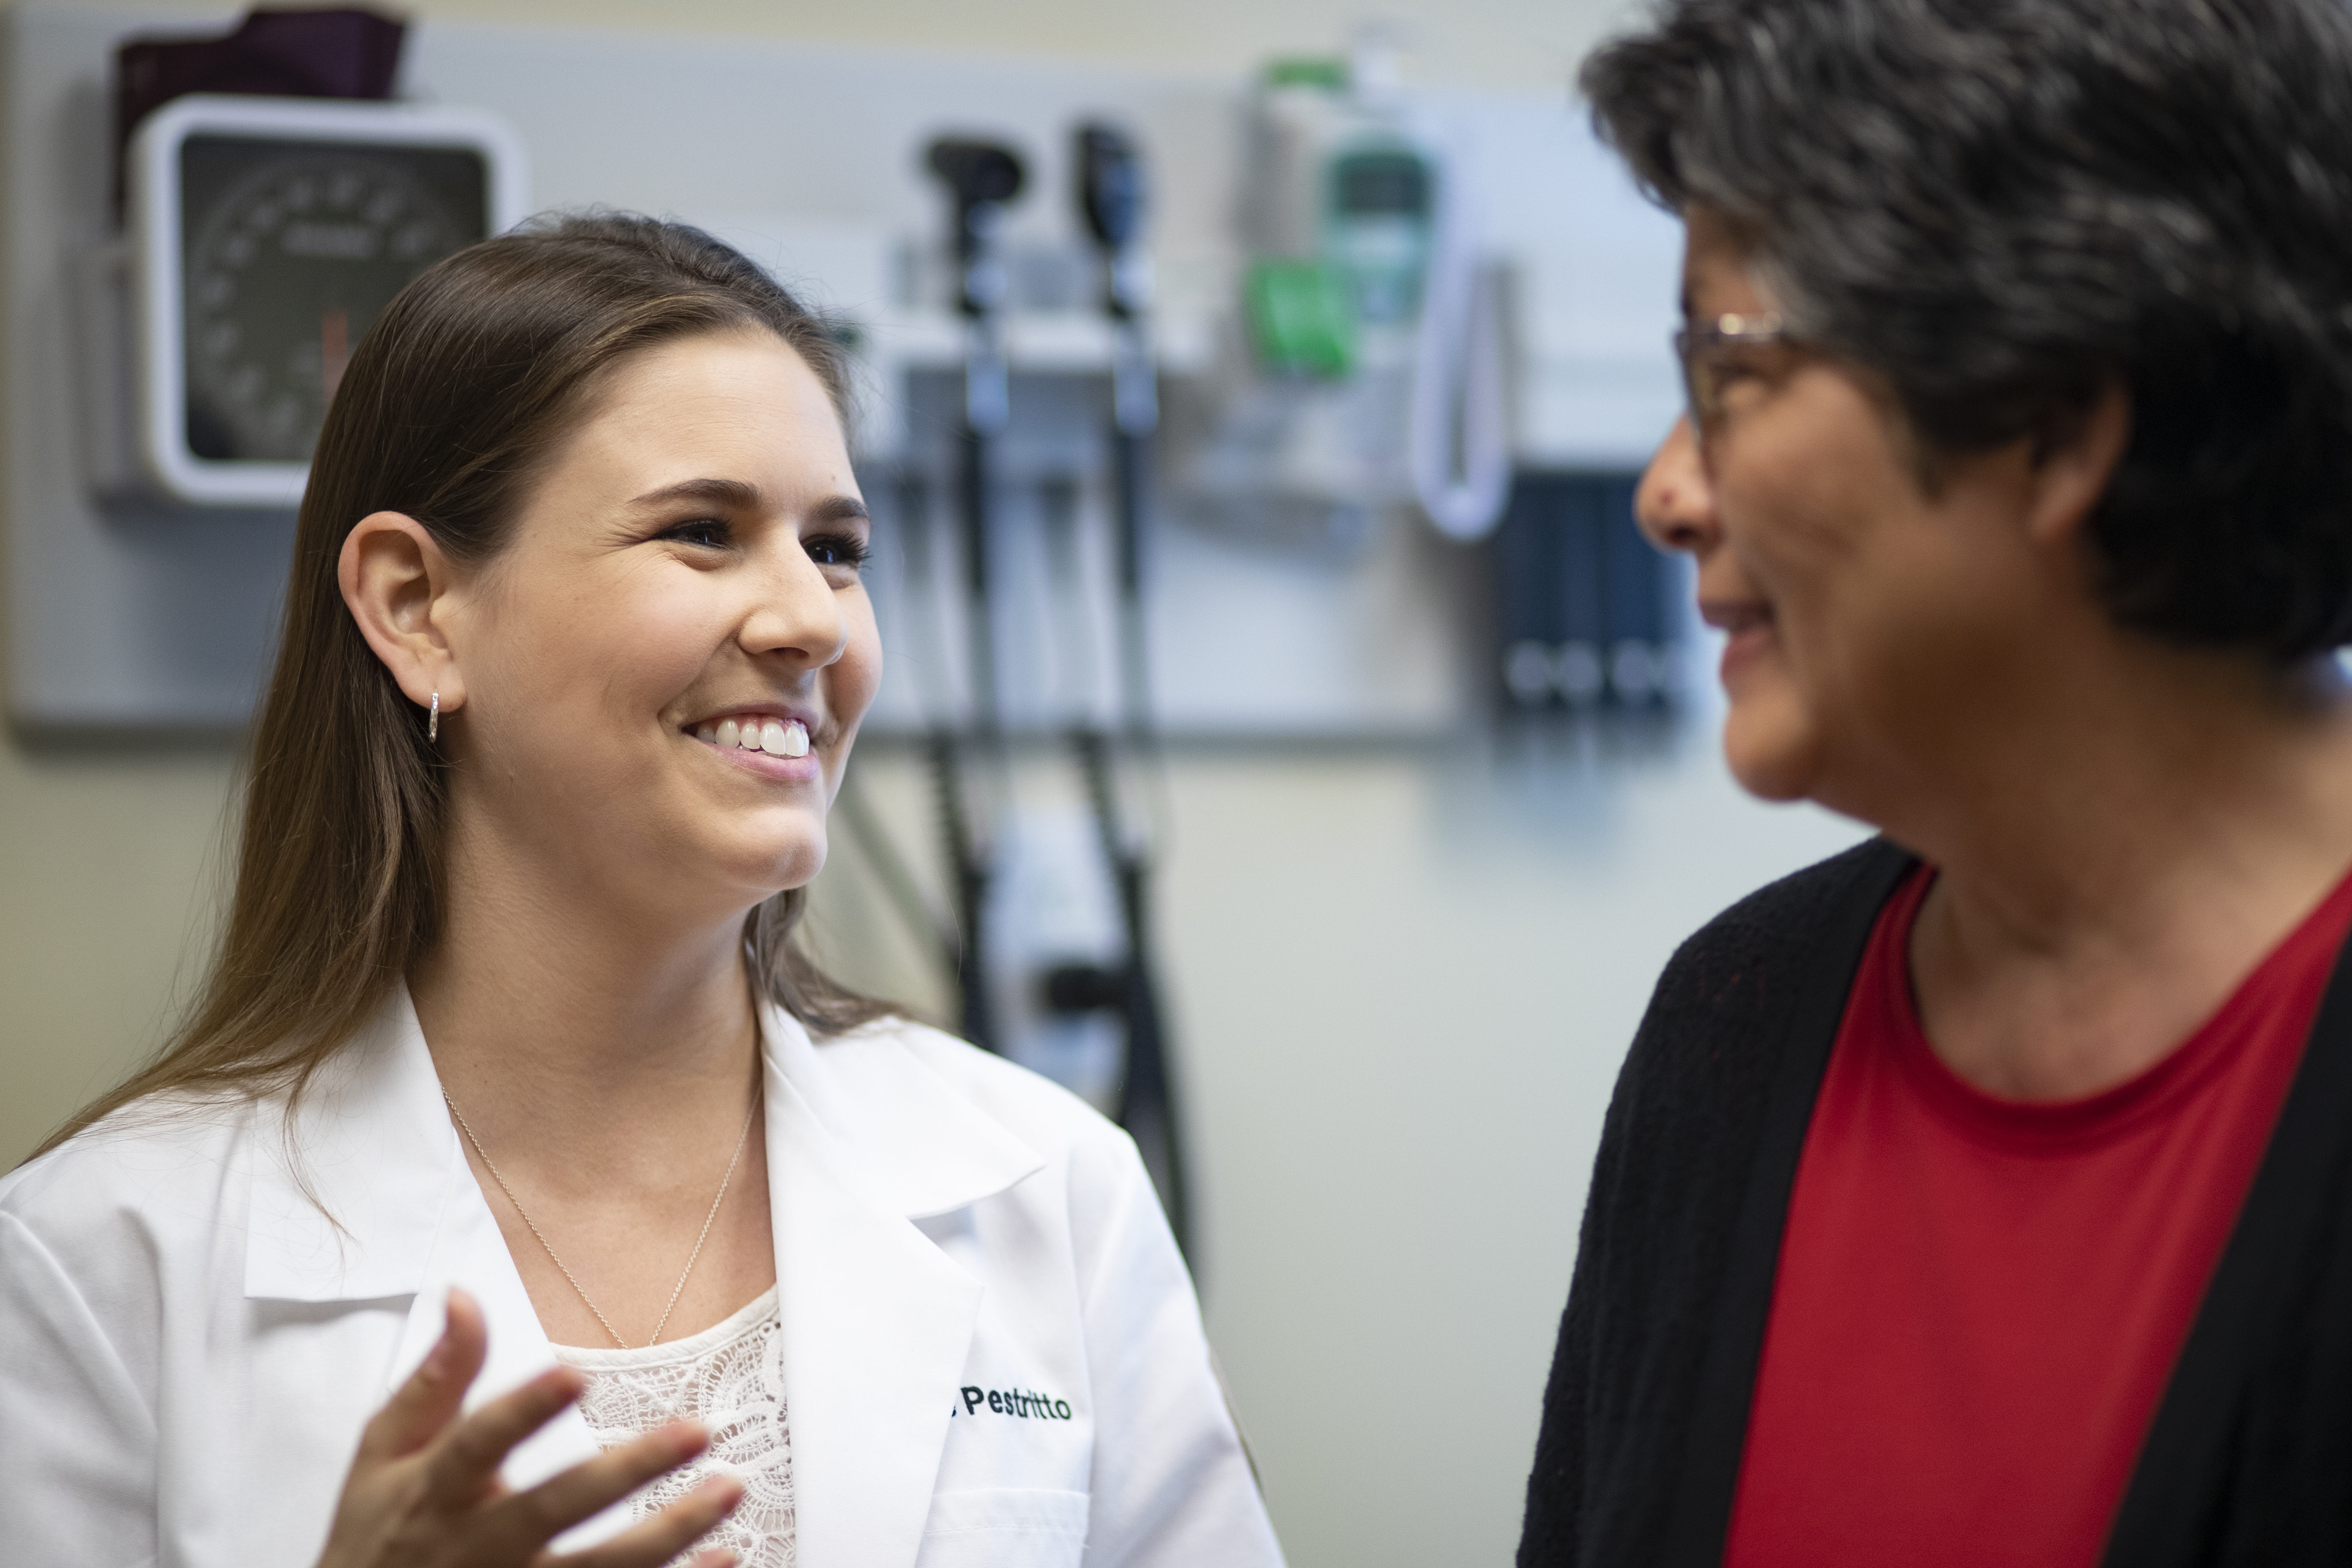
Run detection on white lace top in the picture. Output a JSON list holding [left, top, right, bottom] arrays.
[[552, 1286, 794, 1568]]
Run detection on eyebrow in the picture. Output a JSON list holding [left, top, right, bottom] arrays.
[[808, 495, 871, 525], [628, 477, 761, 510], [626, 477, 869, 524]]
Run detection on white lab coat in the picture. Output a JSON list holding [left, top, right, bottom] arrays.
[[0, 989, 1283, 1568]]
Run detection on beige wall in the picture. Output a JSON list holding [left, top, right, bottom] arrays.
[[0, 1, 1874, 1562], [810, 742, 1862, 1567], [0, 735, 233, 1158]]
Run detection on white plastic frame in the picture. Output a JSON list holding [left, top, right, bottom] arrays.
[[125, 93, 529, 507]]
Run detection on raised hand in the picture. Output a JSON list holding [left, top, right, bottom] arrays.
[[315, 1288, 743, 1568]]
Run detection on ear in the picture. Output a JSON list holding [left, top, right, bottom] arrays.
[[2025, 383, 2131, 548], [338, 512, 469, 718]]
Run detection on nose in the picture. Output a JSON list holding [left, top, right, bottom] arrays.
[[1635, 415, 1718, 557], [741, 539, 849, 668]]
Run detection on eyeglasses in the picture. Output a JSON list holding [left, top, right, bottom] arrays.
[[1672, 311, 1791, 432]]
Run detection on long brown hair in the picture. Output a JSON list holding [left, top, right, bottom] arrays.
[[35, 213, 892, 1160]]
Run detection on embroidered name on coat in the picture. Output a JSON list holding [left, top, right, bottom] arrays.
[[960, 1384, 1074, 1420]]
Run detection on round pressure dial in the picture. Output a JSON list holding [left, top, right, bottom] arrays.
[[180, 138, 482, 463]]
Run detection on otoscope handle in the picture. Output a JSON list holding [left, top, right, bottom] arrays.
[[921, 137, 1026, 1056], [1110, 318, 1156, 437]]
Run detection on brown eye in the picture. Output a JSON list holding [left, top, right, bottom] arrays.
[[804, 533, 871, 570], [664, 518, 729, 549]]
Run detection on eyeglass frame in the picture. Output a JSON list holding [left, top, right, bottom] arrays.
[[1672, 311, 1793, 432]]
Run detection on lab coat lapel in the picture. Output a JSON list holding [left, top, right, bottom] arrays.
[[761, 1007, 1038, 1568], [242, 986, 458, 1308], [389, 1172, 608, 1518], [241, 987, 603, 1518]]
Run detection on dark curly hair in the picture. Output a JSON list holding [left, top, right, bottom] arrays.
[[1583, 0, 2352, 662]]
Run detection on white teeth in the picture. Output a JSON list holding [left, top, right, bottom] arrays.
[[706, 714, 811, 758]]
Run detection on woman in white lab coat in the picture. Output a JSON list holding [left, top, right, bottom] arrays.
[[0, 214, 1282, 1568]]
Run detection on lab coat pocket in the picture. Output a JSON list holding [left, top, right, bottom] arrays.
[[914, 1488, 1090, 1568]]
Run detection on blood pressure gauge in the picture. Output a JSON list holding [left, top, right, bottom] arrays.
[[126, 94, 527, 507]]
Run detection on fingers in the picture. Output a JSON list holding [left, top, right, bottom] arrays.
[[421, 1361, 590, 1510], [555, 1473, 746, 1568], [493, 1421, 712, 1553], [527, 1422, 712, 1527], [356, 1286, 491, 1464]]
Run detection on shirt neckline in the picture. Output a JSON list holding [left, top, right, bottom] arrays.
[[1878, 862, 2352, 1153], [549, 1283, 780, 1370]]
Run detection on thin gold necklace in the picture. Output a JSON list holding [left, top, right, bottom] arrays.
[[443, 1089, 759, 1351]]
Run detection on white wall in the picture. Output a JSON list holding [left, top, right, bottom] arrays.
[[0, 0, 1871, 1561], [799, 734, 1863, 1566], [11, 0, 1652, 91]]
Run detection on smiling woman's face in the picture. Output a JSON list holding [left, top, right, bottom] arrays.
[[1639, 208, 2061, 818], [440, 326, 879, 920]]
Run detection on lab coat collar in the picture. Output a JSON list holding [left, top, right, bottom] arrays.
[[241, 989, 1046, 1299], [242, 988, 603, 1504], [242, 984, 460, 1305], [763, 1002, 1046, 1219], [760, 1001, 1031, 1566], [242, 984, 1048, 1568]]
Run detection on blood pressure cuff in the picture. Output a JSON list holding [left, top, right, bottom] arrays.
[[112, 8, 407, 210]]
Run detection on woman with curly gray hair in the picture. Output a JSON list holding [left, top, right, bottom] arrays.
[[1521, 1, 2352, 1564]]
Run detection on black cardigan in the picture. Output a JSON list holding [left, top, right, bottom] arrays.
[[1519, 839, 2352, 1567]]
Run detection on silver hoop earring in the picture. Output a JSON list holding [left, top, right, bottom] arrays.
[[428, 691, 440, 743]]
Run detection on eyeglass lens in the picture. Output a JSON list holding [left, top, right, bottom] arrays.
[[1672, 330, 1718, 427]]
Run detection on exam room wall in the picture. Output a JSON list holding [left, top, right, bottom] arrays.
[[0, 740, 1866, 1568], [0, 0, 1871, 1560]]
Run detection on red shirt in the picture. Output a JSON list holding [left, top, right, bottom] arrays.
[[1725, 864, 2352, 1568]]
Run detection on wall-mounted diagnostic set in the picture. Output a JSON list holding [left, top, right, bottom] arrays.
[[1188, 38, 1511, 550], [896, 124, 1191, 1248]]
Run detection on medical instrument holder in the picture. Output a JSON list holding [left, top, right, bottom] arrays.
[[924, 138, 1026, 1052], [1072, 121, 1189, 1253]]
